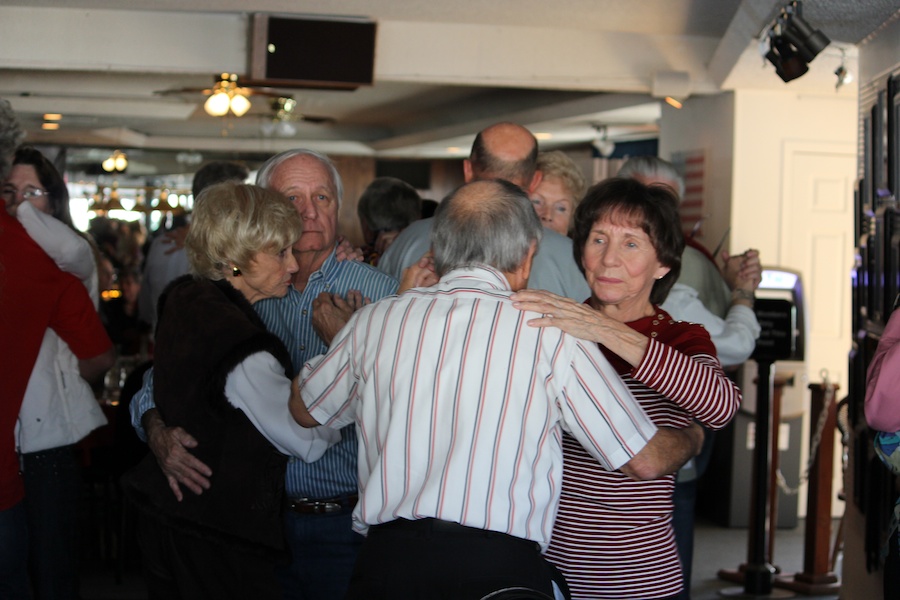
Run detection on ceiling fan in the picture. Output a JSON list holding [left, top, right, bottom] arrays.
[[259, 97, 335, 138], [155, 73, 334, 124]]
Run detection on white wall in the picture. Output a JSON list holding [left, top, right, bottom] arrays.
[[659, 92, 736, 257], [660, 88, 857, 526]]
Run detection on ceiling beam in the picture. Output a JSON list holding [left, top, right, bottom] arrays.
[[707, 0, 783, 87]]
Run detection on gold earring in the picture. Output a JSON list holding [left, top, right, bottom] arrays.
[[232, 266, 242, 277]]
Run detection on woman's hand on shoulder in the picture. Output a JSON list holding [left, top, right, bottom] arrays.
[[510, 289, 604, 341], [511, 288, 649, 366]]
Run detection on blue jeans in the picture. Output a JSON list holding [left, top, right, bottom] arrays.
[[276, 509, 364, 600], [0, 501, 31, 600], [672, 428, 716, 600]]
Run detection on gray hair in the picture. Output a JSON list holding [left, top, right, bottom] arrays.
[[617, 156, 685, 200], [357, 177, 421, 232], [255, 149, 343, 207], [433, 179, 543, 276], [0, 99, 24, 181]]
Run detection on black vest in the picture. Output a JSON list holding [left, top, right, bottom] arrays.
[[123, 276, 293, 552]]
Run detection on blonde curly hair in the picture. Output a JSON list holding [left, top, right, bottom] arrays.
[[186, 182, 303, 280]]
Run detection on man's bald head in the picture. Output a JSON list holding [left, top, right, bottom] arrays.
[[465, 122, 540, 193], [433, 179, 542, 279]]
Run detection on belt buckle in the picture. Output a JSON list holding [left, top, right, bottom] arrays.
[[316, 501, 342, 514], [293, 498, 343, 514]]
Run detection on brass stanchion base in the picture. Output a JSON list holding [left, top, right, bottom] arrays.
[[718, 587, 796, 599], [717, 565, 796, 599], [774, 571, 841, 596]]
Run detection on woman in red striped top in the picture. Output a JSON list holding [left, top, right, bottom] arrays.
[[512, 178, 741, 599]]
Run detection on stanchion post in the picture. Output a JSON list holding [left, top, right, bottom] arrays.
[[744, 358, 776, 595], [775, 382, 841, 595]]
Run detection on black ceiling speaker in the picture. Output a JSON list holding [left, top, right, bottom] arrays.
[[249, 14, 377, 90]]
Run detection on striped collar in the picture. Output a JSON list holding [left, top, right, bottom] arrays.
[[440, 265, 511, 291]]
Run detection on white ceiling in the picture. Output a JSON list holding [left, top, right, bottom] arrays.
[[0, 0, 897, 177]]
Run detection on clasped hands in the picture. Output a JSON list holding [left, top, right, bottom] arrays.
[[722, 248, 762, 293]]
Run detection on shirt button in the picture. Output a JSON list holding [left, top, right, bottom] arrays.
[[302, 309, 308, 316], [325, 284, 331, 290], [300, 345, 306, 351]]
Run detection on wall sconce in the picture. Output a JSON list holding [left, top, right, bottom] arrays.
[[764, 1, 830, 83], [102, 150, 128, 172], [204, 73, 252, 117]]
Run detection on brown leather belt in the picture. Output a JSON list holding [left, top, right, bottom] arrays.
[[287, 494, 358, 515]]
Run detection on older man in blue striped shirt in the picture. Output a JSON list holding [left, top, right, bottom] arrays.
[[130, 149, 398, 599]]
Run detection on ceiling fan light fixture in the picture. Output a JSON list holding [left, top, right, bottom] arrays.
[[204, 91, 231, 117], [229, 92, 251, 117], [102, 150, 128, 173]]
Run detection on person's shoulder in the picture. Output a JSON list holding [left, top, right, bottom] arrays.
[[399, 217, 433, 236], [654, 306, 713, 342], [663, 282, 701, 304], [537, 227, 574, 252], [681, 245, 718, 274], [378, 219, 433, 274]]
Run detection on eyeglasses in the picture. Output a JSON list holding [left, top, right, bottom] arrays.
[[0, 187, 50, 202]]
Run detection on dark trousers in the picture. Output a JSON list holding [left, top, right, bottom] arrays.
[[0, 501, 30, 600], [276, 508, 364, 600], [346, 518, 569, 600], [672, 428, 716, 600], [137, 512, 283, 600], [22, 445, 80, 600]]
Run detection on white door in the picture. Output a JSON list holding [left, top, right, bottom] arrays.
[[780, 140, 856, 516]]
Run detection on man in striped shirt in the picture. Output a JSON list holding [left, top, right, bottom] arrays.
[[291, 179, 703, 599], [130, 149, 398, 599]]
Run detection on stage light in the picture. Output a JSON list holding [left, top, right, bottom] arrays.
[[766, 32, 809, 82], [781, 1, 830, 63], [762, 1, 830, 84]]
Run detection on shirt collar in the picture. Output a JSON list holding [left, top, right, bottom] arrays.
[[304, 244, 339, 283], [440, 264, 512, 291]]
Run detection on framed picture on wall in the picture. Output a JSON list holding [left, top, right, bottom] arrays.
[[872, 90, 887, 208], [889, 74, 900, 201]]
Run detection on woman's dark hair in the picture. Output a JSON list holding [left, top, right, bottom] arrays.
[[13, 146, 72, 228], [572, 177, 684, 305]]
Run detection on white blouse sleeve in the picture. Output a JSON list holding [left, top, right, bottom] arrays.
[[17, 202, 99, 305], [662, 283, 760, 367], [224, 351, 341, 462]]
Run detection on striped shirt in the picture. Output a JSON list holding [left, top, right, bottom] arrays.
[[131, 247, 398, 500], [300, 266, 658, 550], [545, 309, 741, 599]]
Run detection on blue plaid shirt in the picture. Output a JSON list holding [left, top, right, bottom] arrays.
[[131, 247, 398, 499]]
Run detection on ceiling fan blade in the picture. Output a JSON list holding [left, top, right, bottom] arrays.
[[299, 115, 336, 125], [154, 87, 213, 96]]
